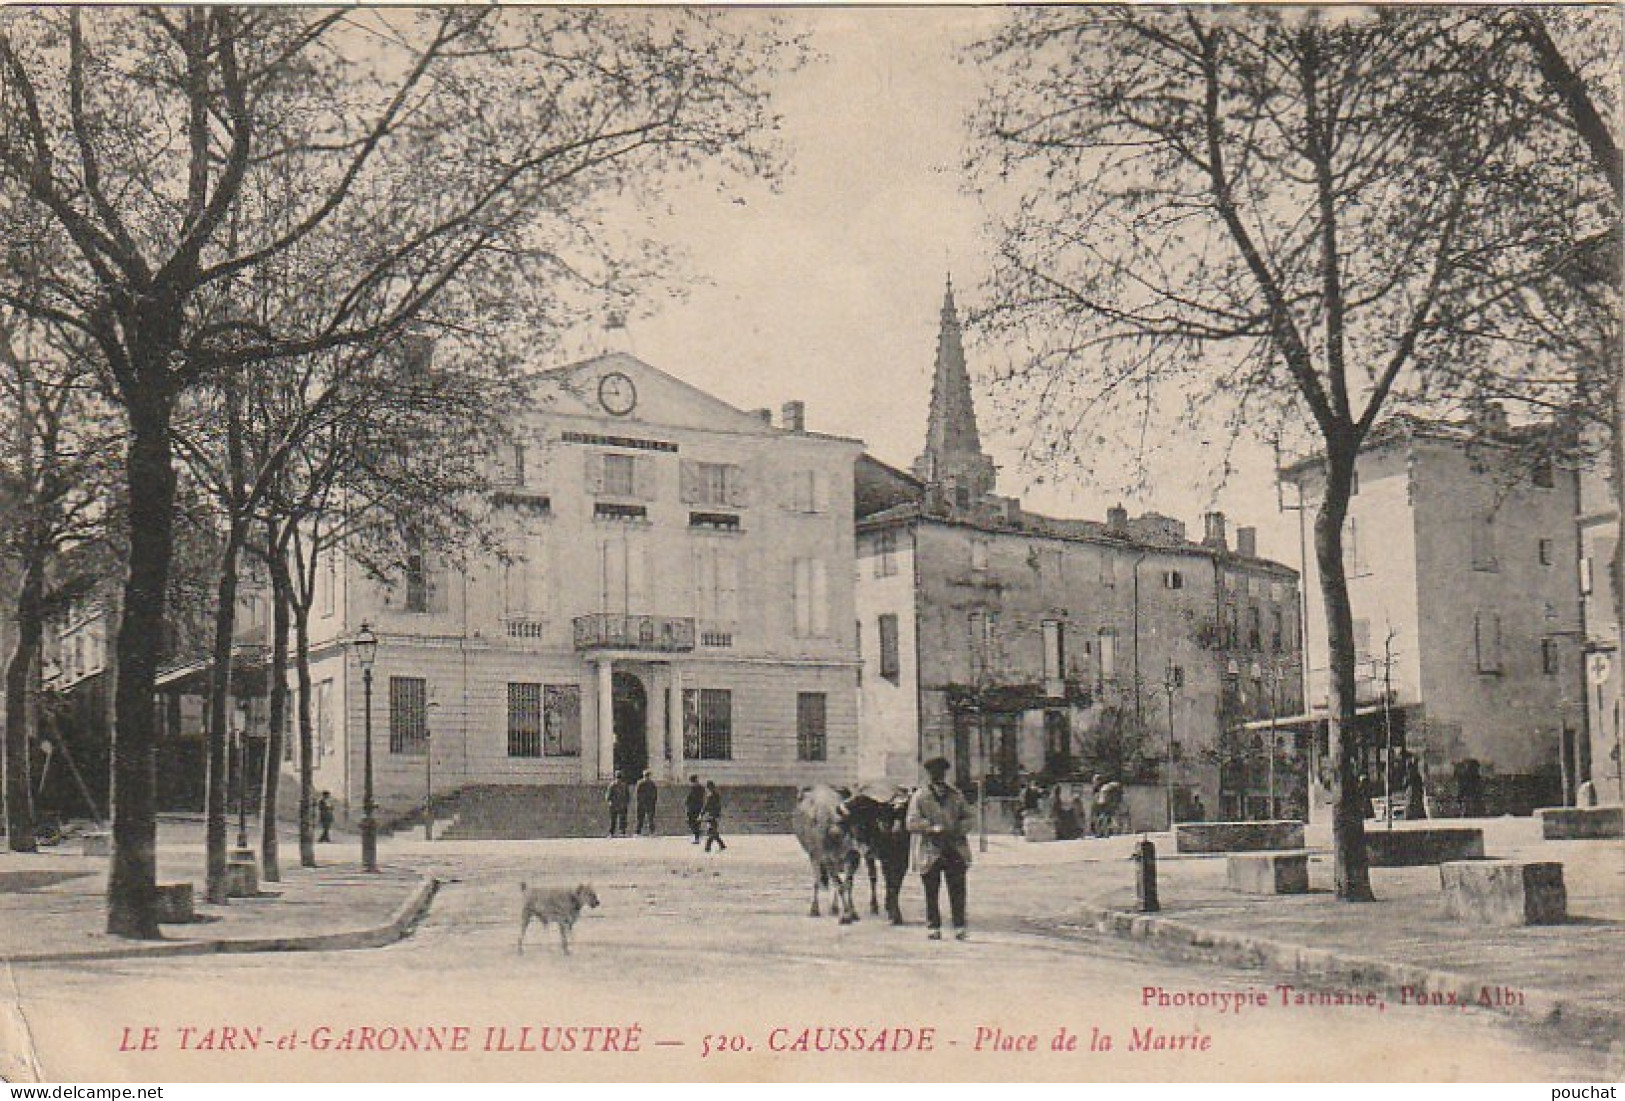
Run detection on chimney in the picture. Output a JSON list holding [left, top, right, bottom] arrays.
[[1202, 511, 1228, 551], [1106, 505, 1129, 536], [752, 408, 773, 426], [1002, 497, 1023, 526], [1236, 526, 1258, 558], [781, 400, 805, 434]]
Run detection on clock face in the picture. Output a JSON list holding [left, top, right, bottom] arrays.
[[598, 371, 637, 416]]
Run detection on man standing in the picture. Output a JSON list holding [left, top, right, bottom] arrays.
[[316, 791, 335, 843], [906, 756, 974, 941], [605, 773, 631, 837], [701, 781, 726, 852], [684, 774, 706, 844], [634, 769, 659, 836]]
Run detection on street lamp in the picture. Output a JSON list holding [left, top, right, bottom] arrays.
[[424, 700, 439, 842], [234, 696, 252, 852], [1162, 659, 1178, 830], [355, 623, 379, 873]]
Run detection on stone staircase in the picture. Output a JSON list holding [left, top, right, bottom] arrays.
[[393, 784, 798, 840]]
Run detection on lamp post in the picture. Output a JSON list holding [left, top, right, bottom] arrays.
[[234, 697, 252, 852], [1162, 660, 1178, 829], [355, 624, 379, 873], [424, 700, 439, 842]]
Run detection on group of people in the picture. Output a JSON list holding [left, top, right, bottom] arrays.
[[1013, 773, 1130, 838], [604, 771, 726, 851]]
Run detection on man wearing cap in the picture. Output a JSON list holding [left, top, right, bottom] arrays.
[[906, 756, 975, 941]]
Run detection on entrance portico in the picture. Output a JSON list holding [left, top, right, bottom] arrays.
[[579, 613, 696, 782]]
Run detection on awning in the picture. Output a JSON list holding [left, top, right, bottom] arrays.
[[154, 645, 269, 696], [1240, 702, 1411, 731]]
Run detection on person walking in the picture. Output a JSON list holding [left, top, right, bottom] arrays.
[[634, 769, 659, 836], [605, 773, 631, 837], [317, 791, 335, 843], [701, 781, 726, 852], [684, 774, 706, 844], [906, 756, 974, 941]]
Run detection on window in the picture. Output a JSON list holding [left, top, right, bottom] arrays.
[[313, 679, 332, 767], [1343, 518, 1364, 575], [389, 676, 428, 754], [681, 460, 748, 508], [683, 688, 732, 760], [969, 611, 998, 683], [1541, 638, 1560, 676], [1042, 620, 1065, 686], [790, 469, 829, 513], [1248, 606, 1263, 651], [1474, 610, 1503, 674], [508, 683, 543, 758], [504, 535, 546, 616], [602, 453, 636, 497], [1224, 603, 1240, 649], [1168, 664, 1185, 689], [878, 613, 900, 683], [689, 512, 740, 531], [1353, 618, 1373, 665], [1271, 609, 1285, 652], [1098, 631, 1117, 681], [1163, 569, 1183, 590], [1100, 554, 1117, 587], [544, 685, 581, 756], [320, 554, 337, 618], [598, 536, 649, 613], [874, 530, 898, 578], [1471, 514, 1498, 571], [1532, 456, 1554, 489], [693, 545, 740, 626], [793, 558, 829, 637], [404, 546, 429, 613], [971, 538, 990, 572], [594, 502, 647, 522], [1538, 538, 1555, 567], [797, 692, 827, 761], [1581, 556, 1594, 596]]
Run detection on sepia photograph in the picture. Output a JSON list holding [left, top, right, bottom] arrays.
[[0, 2, 1620, 1085]]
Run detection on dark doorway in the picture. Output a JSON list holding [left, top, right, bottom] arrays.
[[612, 671, 648, 780], [1043, 710, 1072, 779]]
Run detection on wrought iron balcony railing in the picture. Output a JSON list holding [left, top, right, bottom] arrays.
[[572, 613, 695, 653]]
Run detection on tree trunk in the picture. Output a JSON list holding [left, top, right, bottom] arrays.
[[1314, 440, 1374, 902], [107, 392, 175, 939], [4, 559, 43, 853], [294, 598, 316, 868], [260, 533, 290, 882], [204, 522, 245, 904]]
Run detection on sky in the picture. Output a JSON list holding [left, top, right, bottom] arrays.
[[556, 8, 1304, 571]]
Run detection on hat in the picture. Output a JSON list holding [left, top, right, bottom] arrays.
[[923, 756, 952, 778]]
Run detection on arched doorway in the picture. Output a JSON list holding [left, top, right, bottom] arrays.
[[612, 671, 648, 780]]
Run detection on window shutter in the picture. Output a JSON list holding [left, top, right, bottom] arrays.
[[726, 464, 750, 507], [628, 539, 649, 609], [812, 469, 830, 513], [812, 558, 828, 636], [719, 549, 740, 624], [679, 460, 700, 504], [585, 452, 604, 494], [633, 456, 656, 501]]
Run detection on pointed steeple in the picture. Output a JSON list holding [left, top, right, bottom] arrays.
[[914, 276, 997, 507]]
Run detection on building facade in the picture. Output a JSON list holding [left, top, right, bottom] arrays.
[[297, 354, 863, 818], [855, 284, 1303, 827], [1577, 436, 1621, 806], [1283, 413, 1587, 816]]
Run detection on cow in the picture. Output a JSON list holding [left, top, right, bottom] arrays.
[[843, 783, 912, 925], [793, 784, 863, 924]]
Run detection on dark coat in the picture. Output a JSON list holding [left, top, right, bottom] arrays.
[[605, 780, 630, 810], [685, 783, 706, 816], [635, 776, 659, 809], [701, 789, 722, 822]]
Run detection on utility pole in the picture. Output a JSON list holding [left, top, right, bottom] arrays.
[[1375, 628, 1399, 831], [1163, 660, 1178, 830]]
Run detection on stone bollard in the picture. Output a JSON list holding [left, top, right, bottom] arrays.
[[1133, 839, 1160, 913]]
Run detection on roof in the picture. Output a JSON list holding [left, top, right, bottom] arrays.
[[1279, 411, 1568, 482], [857, 500, 1297, 577]]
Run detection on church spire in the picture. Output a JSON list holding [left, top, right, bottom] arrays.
[[913, 275, 996, 505]]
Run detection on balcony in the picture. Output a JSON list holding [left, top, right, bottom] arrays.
[[573, 614, 695, 653]]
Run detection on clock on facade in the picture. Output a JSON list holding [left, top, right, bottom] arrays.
[[598, 371, 637, 416]]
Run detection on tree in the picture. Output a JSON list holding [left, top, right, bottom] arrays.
[[969, 7, 1612, 899], [0, 8, 794, 936], [0, 304, 111, 851]]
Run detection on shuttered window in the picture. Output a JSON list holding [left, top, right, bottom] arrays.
[[389, 676, 428, 755], [683, 688, 732, 760], [797, 693, 827, 761]]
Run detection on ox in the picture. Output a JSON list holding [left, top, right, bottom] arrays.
[[793, 784, 865, 923], [843, 783, 912, 925]]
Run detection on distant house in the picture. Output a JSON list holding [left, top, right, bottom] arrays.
[[855, 282, 1303, 827], [1281, 410, 1587, 816]]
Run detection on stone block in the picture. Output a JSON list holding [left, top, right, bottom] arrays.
[[1535, 806, 1624, 841], [1439, 860, 1566, 926], [1366, 827, 1484, 867], [80, 832, 111, 857], [1175, 820, 1305, 854], [1226, 850, 1310, 895], [1023, 816, 1058, 842], [155, 883, 195, 923], [226, 859, 259, 898]]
